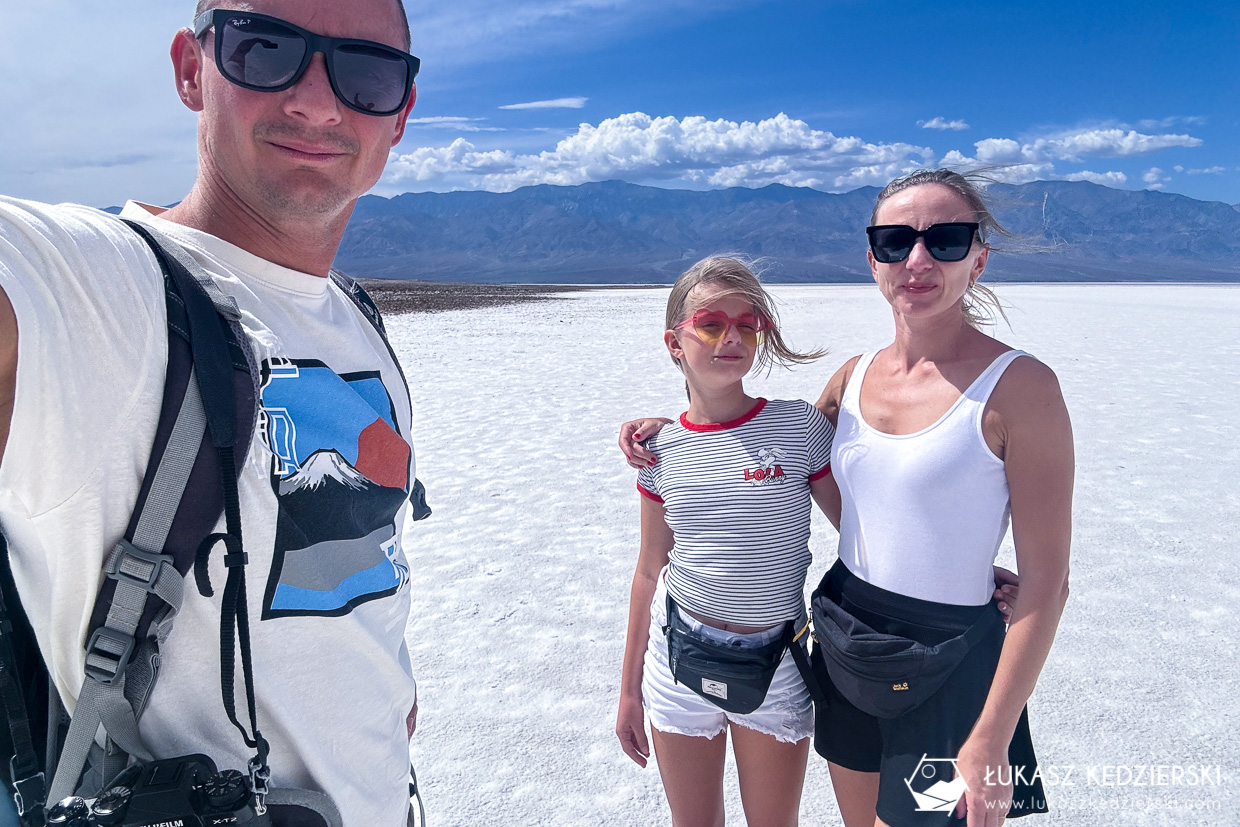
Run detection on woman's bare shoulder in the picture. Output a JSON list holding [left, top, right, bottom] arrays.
[[985, 353, 1071, 457], [814, 354, 865, 424], [995, 353, 1063, 406]]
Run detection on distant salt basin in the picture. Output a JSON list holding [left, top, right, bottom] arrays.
[[387, 284, 1239, 826]]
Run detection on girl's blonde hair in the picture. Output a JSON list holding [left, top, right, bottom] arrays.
[[872, 168, 1010, 328], [665, 255, 824, 374]]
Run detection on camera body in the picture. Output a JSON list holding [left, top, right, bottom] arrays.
[[45, 755, 267, 827]]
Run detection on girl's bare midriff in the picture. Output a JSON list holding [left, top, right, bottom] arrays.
[[681, 605, 782, 635]]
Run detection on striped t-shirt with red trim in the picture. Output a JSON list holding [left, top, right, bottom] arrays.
[[637, 398, 834, 625]]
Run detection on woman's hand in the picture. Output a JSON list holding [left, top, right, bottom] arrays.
[[616, 694, 651, 767], [619, 418, 673, 469], [992, 566, 1020, 623], [953, 732, 1012, 827]]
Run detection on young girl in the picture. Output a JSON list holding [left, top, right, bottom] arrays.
[[615, 256, 835, 827]]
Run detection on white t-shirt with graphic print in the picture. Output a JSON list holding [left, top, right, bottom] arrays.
[[637, 398, 834, 626], [0, 196, 417, 827]]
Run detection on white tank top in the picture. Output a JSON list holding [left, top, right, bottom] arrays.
[[833, 349, 1029, 605]]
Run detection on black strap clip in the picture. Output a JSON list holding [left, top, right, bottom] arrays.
[[9, 757, 45, 817]]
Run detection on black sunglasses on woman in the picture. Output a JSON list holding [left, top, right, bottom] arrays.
[[866, 222, 981, 264]]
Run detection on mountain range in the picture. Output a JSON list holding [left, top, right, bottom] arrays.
[[334, 180, 1240, 283]]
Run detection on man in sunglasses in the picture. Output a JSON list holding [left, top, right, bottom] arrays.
[[0, 2, 424, 825]]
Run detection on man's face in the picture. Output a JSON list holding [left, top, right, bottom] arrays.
[[188, 0, 413, 225]]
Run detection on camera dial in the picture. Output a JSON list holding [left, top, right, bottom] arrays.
[[200, 769, 252, 810], [46, 796, 90, 827], [90, 786, 133, 826]]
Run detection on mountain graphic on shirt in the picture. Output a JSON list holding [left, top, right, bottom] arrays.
[[272, 449, 410, 548], [259, 359, 412, 619], [278, 449, 372, 496]]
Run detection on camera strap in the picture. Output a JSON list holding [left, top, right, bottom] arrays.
[[195, 442, 271, 805]]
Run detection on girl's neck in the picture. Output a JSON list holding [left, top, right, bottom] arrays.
[[684, 382, 758, 426]]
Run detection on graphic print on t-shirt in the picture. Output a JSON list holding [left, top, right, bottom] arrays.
[[743, 447, 788, 485], [258, 358, 411, 619]]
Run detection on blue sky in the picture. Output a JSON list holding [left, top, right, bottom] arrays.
[[3, 0, 1237, 208]]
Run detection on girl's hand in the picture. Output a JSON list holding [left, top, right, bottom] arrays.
[[953, 733, 1012, 827], [992, 566, 1020, 623], [619, 418, 673, 469], [616, 695, 651, 767]]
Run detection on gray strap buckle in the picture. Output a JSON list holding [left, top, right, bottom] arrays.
[[106, 540, 175, 594], [83, 626, 136, 685]]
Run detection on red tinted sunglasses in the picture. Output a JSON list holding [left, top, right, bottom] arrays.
[[674, 310, 767, 346]]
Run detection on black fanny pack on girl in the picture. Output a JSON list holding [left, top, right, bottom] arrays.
[[810, 583, 1003, 719], [663, 594, 799, 715]]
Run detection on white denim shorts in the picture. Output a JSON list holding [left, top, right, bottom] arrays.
[[641, 573, 813, 743]]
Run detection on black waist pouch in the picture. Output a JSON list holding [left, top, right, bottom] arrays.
[[663, 594, 794, 715], [810, 578, 1003, 719]]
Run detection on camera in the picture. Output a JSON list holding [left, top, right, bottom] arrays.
[[45, 755, 267, 827]]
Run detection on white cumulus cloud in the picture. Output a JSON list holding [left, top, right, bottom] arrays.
[[933, 125, 1206, 189], [1185, 166, 1225, 175], [1063, 170, 1129, 186], [957, 128, 1202, 167], [1142, 167, 1168, 189], [384, 112, 933, 192], [499, 97, 589, 110], [919, 117, 970, 131], [1036, 129, 1201, 161], [972, 138, 1025, 164], [380, 115, 1213, 196]]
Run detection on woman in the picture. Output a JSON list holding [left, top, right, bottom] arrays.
[[622, 169, 1071, 827]]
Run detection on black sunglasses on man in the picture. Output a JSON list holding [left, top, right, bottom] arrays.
[[193, 9, 420, 117]]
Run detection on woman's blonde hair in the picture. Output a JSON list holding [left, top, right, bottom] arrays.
[[872, 168, 1010, 328], [665, 255, 824, 374]]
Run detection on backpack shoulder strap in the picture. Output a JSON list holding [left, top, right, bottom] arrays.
[[46, 220, 258, 803], [328, 271, 387, 337]]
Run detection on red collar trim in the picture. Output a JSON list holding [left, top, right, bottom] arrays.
[[680, 398, 767, 432]]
